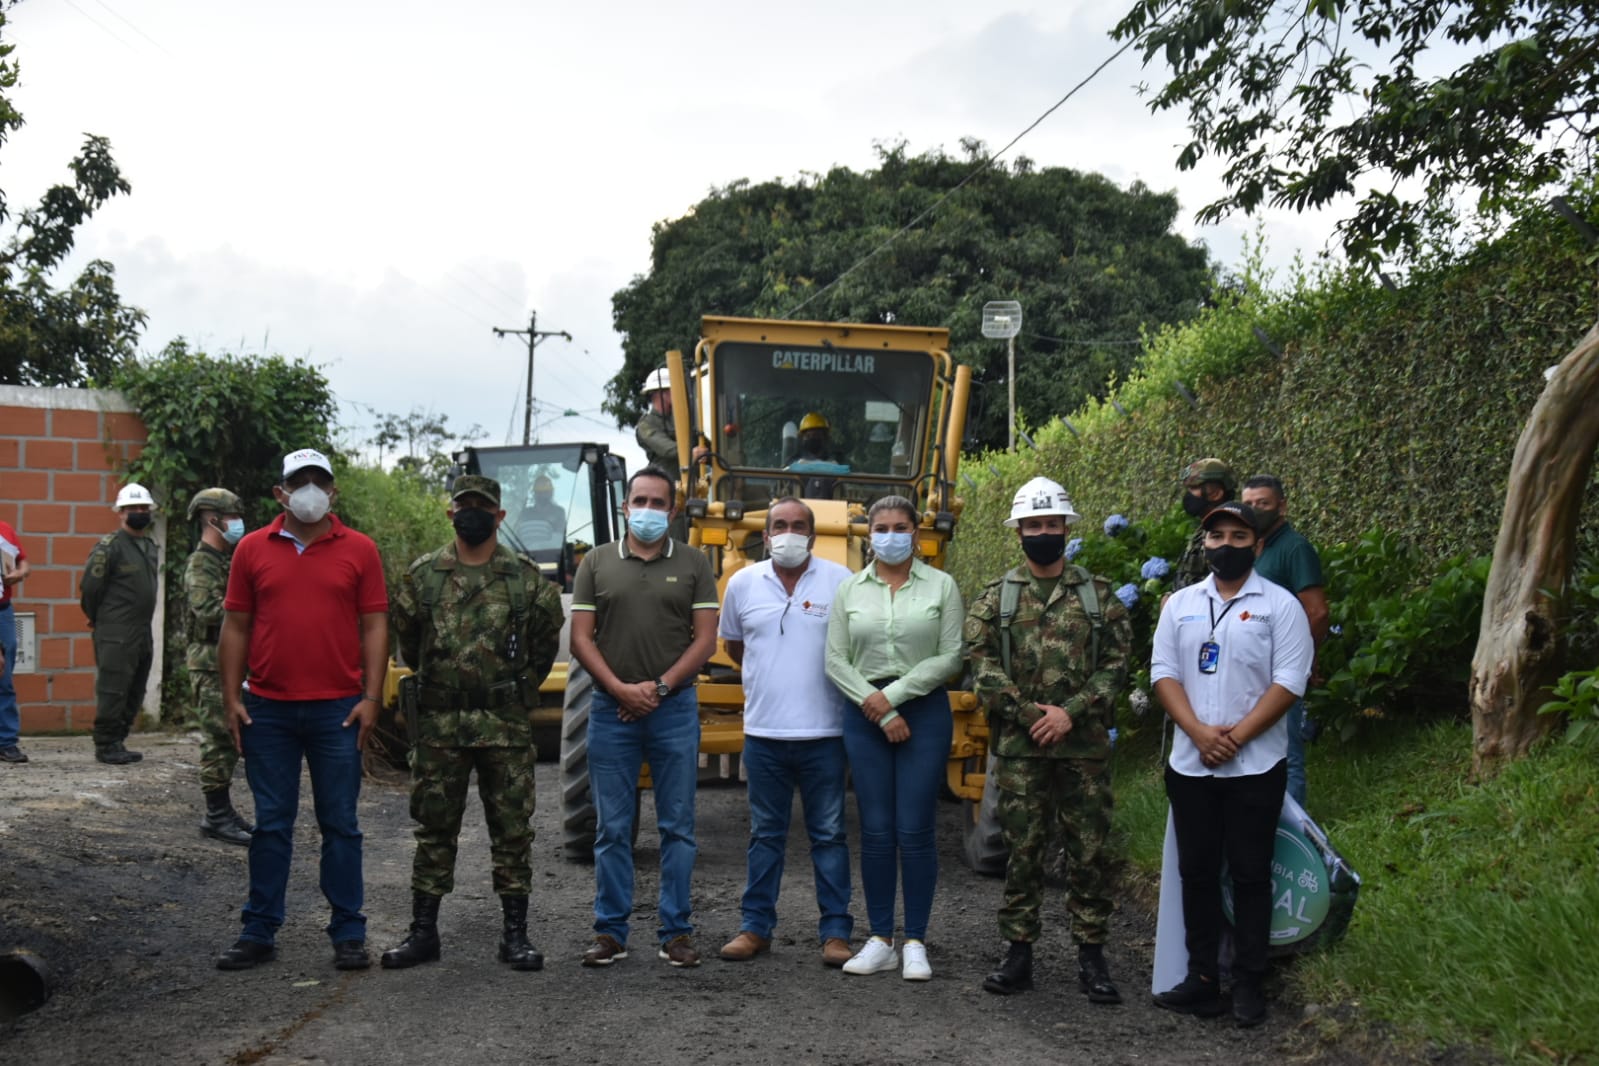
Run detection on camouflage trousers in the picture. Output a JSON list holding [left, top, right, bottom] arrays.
[[409, 742, 537, 897], [994, 756, 1114, 945], [189, 670, 240, 793]]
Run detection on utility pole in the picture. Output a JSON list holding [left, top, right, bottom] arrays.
[[493, 310, 572, 444]]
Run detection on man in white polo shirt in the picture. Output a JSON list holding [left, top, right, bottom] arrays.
[[1149, 501, 1312, 1028], [717, 497, 855, 967]]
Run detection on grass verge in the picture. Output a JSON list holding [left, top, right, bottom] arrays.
[[1111, 718, 1599, 1064]]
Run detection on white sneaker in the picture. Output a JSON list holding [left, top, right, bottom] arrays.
[[901, 939, 932, 981], [842, 936, 898, 975]]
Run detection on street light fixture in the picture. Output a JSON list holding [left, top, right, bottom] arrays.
[[982, 300, 1023, 451]]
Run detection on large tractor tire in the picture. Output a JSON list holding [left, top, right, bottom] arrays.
[[559, 664, 597, 862], [961, 754, 1008, 877]]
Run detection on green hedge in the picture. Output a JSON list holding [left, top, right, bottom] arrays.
[[949, 198, 1599, 597]]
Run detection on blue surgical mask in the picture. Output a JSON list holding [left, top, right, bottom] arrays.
[[221, 518, 245, 545], [871, 531, 915, 565], [628, 507, 670, 544]]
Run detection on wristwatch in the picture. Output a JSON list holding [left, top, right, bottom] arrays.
[[654, 678, 672, 698]]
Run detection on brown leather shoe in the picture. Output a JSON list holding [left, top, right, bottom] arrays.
[[657, 935, 701, 967], [718, 931, 770, 961], [581, 935, 628, 967], [822, 937, 853, 967]]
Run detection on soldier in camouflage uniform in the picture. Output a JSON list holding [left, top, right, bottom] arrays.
[[635, 368, 705, 540], [964, 477, 1132, 1004], [381, 475, 563, 972], [1170, 458, 1237, 593], [183, 487, 253, 845], [80, 483, 161, 765]]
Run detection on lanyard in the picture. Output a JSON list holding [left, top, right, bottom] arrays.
[[1208, 595, 1239, 640]]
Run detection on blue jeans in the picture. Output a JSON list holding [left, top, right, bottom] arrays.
[[238, 693, 366, 945], [589, 687, 700, 945], [1285, 698, 1307, 808], [739, 735, 853, 942], [841, 686, 952, 942], [0, 603, 18, 749]]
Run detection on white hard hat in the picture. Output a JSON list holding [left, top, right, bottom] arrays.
[[1004, 476, 1080, 528], [113, 483, 157, 511], [640, 368, 671, 395]]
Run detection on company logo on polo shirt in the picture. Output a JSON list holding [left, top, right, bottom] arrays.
[[1239, 611, 1271, 623], [799, 599, 829, 619], [665, 576, 678, 582]]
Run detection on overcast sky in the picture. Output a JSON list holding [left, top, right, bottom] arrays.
[[8, 0, 1343, 473]]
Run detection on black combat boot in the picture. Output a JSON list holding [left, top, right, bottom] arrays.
[[497, 895, 543, 971], [982, 940, 1034, 995], [95, 745, 138, 765], [380, 893, 442, 969], [113, 740, 144, 762], [1078, 942, 1123, 1004], [201, 788, 252, 846]]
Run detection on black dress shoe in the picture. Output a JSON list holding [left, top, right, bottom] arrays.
[[333, 940, 371, 970], [0, 745, 27, 763], [96, 746, 138, 765], [216, 939, 277, 971]]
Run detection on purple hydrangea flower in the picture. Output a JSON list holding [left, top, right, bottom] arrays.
[[1114, 582, 1139, 608], [1140, 556, 1171, 580], [1065, 537, 1084, 561], [1103, 514, 1129, 537], [1108, 727, 1119, 749]]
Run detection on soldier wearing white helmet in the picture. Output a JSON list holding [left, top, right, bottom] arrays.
[[635, 367, 708, 473], [80, 483, 162, 764], [965, 475, 1132, 1004]]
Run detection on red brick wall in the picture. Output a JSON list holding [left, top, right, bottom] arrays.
[[2, 386, 157, 733]]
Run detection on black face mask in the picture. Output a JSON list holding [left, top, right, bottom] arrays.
[[1182, 492, 1211, 519], [125, 512, 153, 530], [1020, 533, 1066, 566], [452, 508, 497, 546], [1205, 544, 1255, 581]]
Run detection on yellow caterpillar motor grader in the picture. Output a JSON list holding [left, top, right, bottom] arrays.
[[557, 315, 994, 860]]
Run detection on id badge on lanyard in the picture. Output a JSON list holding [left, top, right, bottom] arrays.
[[1199, 597, 1238, 674]]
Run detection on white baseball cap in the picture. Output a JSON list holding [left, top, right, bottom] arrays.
[[282, 448, 334, 480]]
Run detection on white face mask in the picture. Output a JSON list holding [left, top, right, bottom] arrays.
[[768, 532, 811, 569], [286, 483, 331, 524]]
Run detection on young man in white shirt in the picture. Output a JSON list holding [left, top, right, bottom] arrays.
[[1149, 501, 1313, 1027], [717, 497, 855, 967]]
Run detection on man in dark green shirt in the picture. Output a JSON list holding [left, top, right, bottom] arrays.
[[1241, 474, 1330, 806], [80, 483, 161, 765]]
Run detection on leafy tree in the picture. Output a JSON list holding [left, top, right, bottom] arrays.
[[1113, 0, 1599, 263], [608, 142, 1214, 450], [0, 4, 145, 385], [366, 406, 483, 491], [1113, 0, 1599, 770]]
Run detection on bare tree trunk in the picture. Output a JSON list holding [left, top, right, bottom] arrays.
[[1470, 319, 1599, 774]]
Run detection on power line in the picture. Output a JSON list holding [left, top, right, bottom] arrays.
[[1025, 331, 1144, 347], [780, 34, 1142, 320], [91, 0, 174, 57], [62, 0, 136, 50]]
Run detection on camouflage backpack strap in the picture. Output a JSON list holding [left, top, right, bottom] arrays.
[[413, 548, 457, 678], [998, 566, 1030, 677], [1066, 564, 1105, 672], [492, 548, 531, 669]]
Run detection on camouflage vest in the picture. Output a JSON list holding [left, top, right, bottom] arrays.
[[413, 548, 531, 682], [998, 564, 1103, 677]]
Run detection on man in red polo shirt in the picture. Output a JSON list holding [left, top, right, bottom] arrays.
[[214, 448, 389, 973]]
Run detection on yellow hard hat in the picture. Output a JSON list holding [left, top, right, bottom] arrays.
[[799, 412, 830, 433], [534, 475, 554, 492]]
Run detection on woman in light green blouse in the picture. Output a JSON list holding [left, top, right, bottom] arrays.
[[825, 495, 965, 982]]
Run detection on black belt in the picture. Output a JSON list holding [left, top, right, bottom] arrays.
[[867, 678, 898, 687], [417, 679, 524, 711]]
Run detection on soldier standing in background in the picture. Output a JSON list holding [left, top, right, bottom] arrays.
[[965, 477, 1132, 1004], [382, 475, 563, 972], [1170, 459, 1237, 593], [80, 483, 161, 766], [183, 488, 253, 845]]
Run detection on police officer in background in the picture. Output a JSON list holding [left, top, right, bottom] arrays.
[[1170, 459, 1237, 593], [184, 488, 253, 844], [80, 483, 161, 765], [382, 475, 563, 972], [965, 477, 1132, 1004]]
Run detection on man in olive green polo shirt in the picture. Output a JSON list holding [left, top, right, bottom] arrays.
[[569, 463, 719, 969]]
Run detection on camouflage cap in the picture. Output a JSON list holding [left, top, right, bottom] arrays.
[[1179, 457, 1237, 492], [450, 475, 501, 508]]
